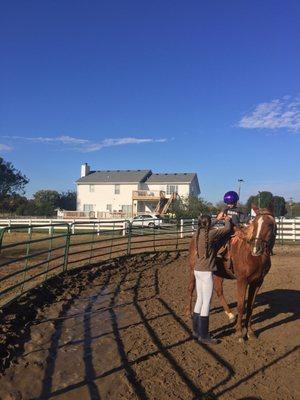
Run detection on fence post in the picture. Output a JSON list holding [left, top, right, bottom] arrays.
[[292, 219, 296, 242], [127, 222, 132, 255], [0, 228, 5, 253], [109, 222, 115, 259], [180, 219, 184, 239], [20, 227, 33, 294], [8, 220, 11, 234], [72, 219, 75, 234], [153, 222, 156, 252], [28, 219, 32, 235], [45, 225, 54, 281], [63, 225, 71, 272], [89, 222, 96, 264]]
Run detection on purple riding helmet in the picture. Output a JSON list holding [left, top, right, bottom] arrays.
[[224, 191, 239, 205]]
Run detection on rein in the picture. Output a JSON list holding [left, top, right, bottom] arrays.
[[232, 214, 274, 256]]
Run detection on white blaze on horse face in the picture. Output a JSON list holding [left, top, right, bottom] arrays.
[[253, 216, 264, 255]]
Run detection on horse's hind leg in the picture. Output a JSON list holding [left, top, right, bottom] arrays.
[[213, 275, 235, 322], [235, 279, 248, 342], [245, 281, 262, 340]]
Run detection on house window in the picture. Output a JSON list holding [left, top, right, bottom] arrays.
[[166, 185, 178, 195], [106, 204, 112, 212], [114, 184, 120, 194], [83, 204, 94, 212], [89, 185, 94, 192], [121, 205, 131, 214]]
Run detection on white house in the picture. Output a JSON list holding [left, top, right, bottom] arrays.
[[76, 164, 200, 218]]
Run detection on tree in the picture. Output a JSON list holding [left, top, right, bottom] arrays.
[[246, 191, 274, 212], [246, 195, 258, 213], [170, 196, 212, 219], [59, 191, 76, 210], [273, 196, 287, 217], [0, 157, 29, 197], [33, 190, 60, 216], [258, 191, 274, 209]]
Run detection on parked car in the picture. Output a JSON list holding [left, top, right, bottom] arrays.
[[130, 214, 162, 228]]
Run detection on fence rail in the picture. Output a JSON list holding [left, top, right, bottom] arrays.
[[0, 219, 194, 309], [0, 217, 299, 310]]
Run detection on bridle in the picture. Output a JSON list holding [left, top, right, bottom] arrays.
[[248, 212, 276, 256]]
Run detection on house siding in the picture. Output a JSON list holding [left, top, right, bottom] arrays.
[[77, 183, 138, 213]]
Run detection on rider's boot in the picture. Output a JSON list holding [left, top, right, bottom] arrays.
[[198, 316, 220, 345], [192, 312, 200, 339]]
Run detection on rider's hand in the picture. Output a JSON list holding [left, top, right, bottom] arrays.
[[217, 212, 224, 220]]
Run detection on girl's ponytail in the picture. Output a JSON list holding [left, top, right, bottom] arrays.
[[196, 215, 212, 259]]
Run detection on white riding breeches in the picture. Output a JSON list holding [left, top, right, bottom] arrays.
[[193, 270, 213, 316]]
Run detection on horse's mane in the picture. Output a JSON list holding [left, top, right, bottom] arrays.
[[232, 208, 275, 244], [233, 224, 254, 242]]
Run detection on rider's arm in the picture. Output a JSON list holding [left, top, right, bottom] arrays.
[[210, 218, 232, 241], [216, 210, 226, 220]]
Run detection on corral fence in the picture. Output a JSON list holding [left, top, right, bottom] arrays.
[[0, 219, 195, 309], [0, 217, 298, 310]]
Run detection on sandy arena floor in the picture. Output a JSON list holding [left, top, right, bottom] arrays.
[[0, 245, 299, 400]]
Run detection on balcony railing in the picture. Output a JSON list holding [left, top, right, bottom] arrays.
[[132, 190, 167, 200]]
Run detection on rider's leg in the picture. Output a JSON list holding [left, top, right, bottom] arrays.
[[192, 271, 203, 338], [197, 271, 219, 344]]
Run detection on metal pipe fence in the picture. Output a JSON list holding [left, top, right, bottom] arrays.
[[0, 219, 194, 309], [0, 217, 298, 309]]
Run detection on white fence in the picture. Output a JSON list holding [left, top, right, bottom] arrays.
[[276, 218, 300, 242], [0, 218, 128, 235], [0, 217, 299, 242]]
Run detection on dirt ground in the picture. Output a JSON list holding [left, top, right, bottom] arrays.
[[0, 245, 299, 400]]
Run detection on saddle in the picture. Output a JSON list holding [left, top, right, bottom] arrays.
[[216, 238, 237, 279]]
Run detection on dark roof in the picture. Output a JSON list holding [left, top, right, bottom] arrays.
[[146, 173, 197, 183], [77, 169, 152, 184]]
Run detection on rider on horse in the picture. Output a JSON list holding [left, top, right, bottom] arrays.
[[216, 191, 250, 274], [217, 191, 249, 226]]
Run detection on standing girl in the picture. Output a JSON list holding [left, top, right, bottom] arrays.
[[193, 214, 232, 344]]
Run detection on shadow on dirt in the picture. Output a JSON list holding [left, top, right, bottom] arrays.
[[1, 252, 299, 400], [211, 289, 300, 339]]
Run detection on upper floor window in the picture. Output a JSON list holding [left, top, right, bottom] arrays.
[[89, 184, 94, 192], [166, 185, 178, 195], [114, 184, 120, 195], [106, 204, 112, 212]]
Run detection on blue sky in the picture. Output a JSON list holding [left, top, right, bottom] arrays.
[[1, 0, 300, 202]]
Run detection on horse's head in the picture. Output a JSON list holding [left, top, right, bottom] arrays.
[[250, 209, 276, 256]]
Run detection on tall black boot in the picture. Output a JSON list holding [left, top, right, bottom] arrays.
[[192, 312, 200, 338], [198, 316, 219, 345]]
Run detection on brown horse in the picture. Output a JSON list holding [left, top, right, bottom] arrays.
[[187, 209, 276, 341]]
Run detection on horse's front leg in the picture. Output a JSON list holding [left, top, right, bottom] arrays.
[[245, 281, 262, 340], [235, 279, 248, 342], [213, 275, 235, 322]]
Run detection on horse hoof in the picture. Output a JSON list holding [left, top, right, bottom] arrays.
[[247, 331, 257, 340], [229, 314, 236, 323], [225, 311, 235, 323]]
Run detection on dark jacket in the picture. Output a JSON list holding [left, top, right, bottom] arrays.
[[223, 206, 249, 227], [194, 220, 232, 272]]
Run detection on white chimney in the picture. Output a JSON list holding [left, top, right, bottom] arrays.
[[81, 163, 90, 178]]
